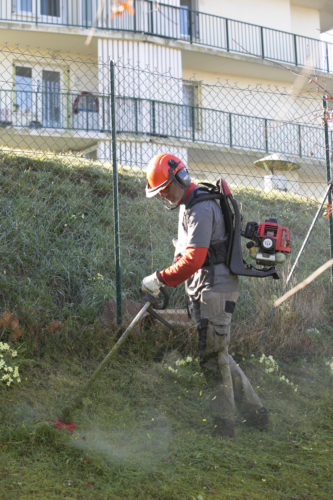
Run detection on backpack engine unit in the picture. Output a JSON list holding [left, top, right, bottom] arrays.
[[189, 179, 291, 279], [243, 219, 291, 267]]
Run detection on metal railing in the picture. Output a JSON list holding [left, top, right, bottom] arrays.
[[117, 96, 330, 161], [1, 1, 332, 74], [0, 89, 111, 132], [1, 89, 331, 160]]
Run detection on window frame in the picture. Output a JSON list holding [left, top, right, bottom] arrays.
[[182, 79, 202, 132]]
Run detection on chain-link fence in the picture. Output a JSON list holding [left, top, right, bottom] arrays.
[[0, 45, 332, 325], [110, 61, 332, 196], [2, 45, 331, 195]]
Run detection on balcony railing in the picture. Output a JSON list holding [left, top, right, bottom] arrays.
[[0, 89, 111, 132], [0, 89, 330, 160], [1, 1, 333, 74]]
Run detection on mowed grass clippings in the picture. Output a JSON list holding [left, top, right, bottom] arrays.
[[0, 354, 332, 499], [0, 149, 332, 499]]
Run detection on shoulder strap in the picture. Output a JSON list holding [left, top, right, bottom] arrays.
[[185, 185, 219, 210]]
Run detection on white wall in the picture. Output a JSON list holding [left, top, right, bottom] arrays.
[[97, 140, 187, 169], [97, 39, 182, 96], [199, 0, 292, 31], [182, 68, 322, 124], [199, 0, 323, 37], [290, 5, 320, 37], [97, 38, 185, 163]]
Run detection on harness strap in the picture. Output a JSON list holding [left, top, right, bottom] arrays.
[[186, 188, 229, 268], [202, 240, 228, 267]]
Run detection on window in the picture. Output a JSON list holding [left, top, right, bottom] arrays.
[[15, 66, 32, 113], [17, 0, 33, 13], [180, 0, 199, 39], [13, 1, 60, 17], [41, 0, 60, 17], [82, 0, 93, 25], [183, 81, 201, 131]]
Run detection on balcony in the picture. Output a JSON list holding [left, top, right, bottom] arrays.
[[0, 89, 109, 133], [117, 97, 330, 161], [1, 1, 333, 75], [0, 88, 330, 161]]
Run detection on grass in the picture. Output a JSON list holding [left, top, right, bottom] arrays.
[[0, 150, 332, 499], [0, 353, 332, 499]]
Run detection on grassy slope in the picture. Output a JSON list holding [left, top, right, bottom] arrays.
[[0, 151, 332, 499]]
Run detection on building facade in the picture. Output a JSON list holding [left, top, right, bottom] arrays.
[[1, 0, 333, 197]]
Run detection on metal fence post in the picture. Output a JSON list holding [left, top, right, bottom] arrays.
[[264, 118, 268, 152], [110, 61, 122, 324], [189, 7, 193, 44], [225, 18, 230, 52], [260, 26, 265, 58], [133, 0, 137, 32], [293, 34, 298, 66], [149, 0, 154, 34], [298, 124, 302, 157], [229, 113, 233, 147], [85, 0, 88, 28], [323, 96, 333, 284], [151, 100, 156, 135]]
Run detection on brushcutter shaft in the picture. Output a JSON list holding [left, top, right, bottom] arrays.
[[83, 300, 151, 390], [61, 301, 151, 420], [274, 258, 333, 307], [147, 305, 175, 331]]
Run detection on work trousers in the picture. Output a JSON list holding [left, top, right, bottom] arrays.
[[190, 289, 263, 423]]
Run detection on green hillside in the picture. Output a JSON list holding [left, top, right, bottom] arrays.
[[0, 150, 332, 499]]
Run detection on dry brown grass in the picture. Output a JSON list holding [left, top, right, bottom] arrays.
[[232, 277, 329, 358]]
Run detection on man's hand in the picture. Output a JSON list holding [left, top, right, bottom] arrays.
[[141, 272, 163, 296]]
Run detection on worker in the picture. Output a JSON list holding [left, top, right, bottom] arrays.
[[141, 153, 269, 437]]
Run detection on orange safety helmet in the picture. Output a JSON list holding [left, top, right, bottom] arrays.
[[145, 153, 190, 198]]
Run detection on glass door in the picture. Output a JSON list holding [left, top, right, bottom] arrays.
[[81, 0, 97, 27], [180, 1, 199, 39], [17, 0, 33, 13], [14, 66, 34, 127], [180, 0, 191, 37], [39, 0, 63, 23], [14, 0, 37, 20], [42, 70, 61, 128]]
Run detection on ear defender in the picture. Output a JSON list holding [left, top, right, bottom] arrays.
[[168, 159, 191, 189]]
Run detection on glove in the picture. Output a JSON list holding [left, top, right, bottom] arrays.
[[141, 272, 163, 296]]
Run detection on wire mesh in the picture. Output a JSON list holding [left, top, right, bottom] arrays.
[[0, 45, 331, 321]]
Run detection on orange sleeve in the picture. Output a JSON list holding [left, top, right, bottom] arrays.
[[158, 247, 209, 287]]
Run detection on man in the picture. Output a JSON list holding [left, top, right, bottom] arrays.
[[141, 153, 269, 437]]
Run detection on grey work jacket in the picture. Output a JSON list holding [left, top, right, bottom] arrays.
[[175, 187, 239, 301]]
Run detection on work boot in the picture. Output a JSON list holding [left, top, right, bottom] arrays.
[[244, 407, 269, 431], [211, 417, 235, 438]]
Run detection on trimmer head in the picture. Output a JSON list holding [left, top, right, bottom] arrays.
[[54, 417, 76, 433]]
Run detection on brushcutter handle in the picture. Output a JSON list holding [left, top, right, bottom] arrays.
[[141, 287, 169, 310]]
